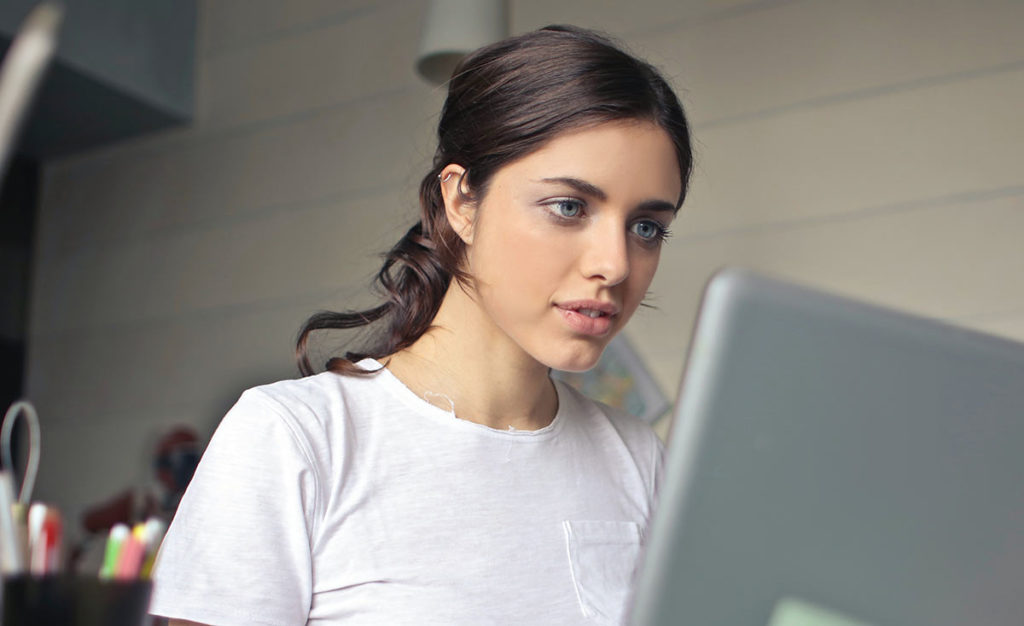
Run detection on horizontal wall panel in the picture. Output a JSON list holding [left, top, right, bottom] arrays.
[[31, 189, 416, 334], [642, 0, 1024, 126], [36, 92, 439, 260], [512, 0, 770, 38], [679, 67, 1024, 236], [25, 297, 336, 426], [198, 1, 425, 127], [198, 0, 383, 57]]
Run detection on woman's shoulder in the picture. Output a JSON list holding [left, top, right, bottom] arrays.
[[218, 368, 368, 436], [208, 369, 393, 472], [246, 370, 350, 406], [239, 367, 387, 425]]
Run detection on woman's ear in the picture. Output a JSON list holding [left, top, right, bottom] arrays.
[[439, 165, 475, 245]]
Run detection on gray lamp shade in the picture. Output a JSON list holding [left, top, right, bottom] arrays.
[[416, 0, 508, 85]]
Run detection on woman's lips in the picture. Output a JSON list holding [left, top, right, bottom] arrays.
[[555, 301, 619, 336]]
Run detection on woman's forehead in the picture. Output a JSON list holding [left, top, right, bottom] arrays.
[[490, 121, 682, 203]]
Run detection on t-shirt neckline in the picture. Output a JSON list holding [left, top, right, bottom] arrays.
[[356, 358, 568, 441]]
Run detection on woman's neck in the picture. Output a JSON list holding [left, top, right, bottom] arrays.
[[384, 282, 558, 431]]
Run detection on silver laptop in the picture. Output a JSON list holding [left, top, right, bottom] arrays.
[[630, 269, 1024, 626]]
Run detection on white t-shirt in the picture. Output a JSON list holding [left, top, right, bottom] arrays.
[[150, 361, 664, 625]]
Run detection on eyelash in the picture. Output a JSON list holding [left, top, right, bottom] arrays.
[[541, 198, 672, 246]]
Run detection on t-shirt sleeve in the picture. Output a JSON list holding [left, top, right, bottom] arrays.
[[149, 389, 322, 626]]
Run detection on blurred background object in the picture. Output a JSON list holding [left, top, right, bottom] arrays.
[[0, 0, 195, 160], [73, 424, 198, 574], [553, 335, 670, 426], [416, 0, 508, 84]]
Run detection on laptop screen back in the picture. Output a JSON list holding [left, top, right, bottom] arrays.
[[631, 269, 1024, 626]]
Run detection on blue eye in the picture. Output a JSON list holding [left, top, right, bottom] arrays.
[[547, 198, 583, 219], [631, 220, 670, 244]]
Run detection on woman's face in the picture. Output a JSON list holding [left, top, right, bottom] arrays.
[[453, 120, 682, 372]]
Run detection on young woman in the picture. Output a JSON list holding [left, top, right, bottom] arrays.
[[151, 25, 693, 626]]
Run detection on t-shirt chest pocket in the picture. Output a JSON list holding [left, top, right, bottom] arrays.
[[562, 520, 643, 625]]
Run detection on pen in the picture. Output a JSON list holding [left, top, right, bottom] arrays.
[[0, 470, 25, 575], [11, 501, 28, 566], [27, 501, 45, 552]]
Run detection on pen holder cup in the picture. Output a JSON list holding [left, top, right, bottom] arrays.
[[2, 576, 152, 626]]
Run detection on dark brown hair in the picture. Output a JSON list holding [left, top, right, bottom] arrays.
[[296, 25, 693, 376]]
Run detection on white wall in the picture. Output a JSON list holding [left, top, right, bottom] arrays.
[[25, 0, 1024, 538]]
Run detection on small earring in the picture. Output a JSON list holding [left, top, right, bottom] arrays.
[[438, 172, 454, 183]]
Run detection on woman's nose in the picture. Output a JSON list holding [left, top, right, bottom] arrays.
[[580, 222, 630, 286]]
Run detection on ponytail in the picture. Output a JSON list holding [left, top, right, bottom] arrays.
[[295, 169, 470, 376]]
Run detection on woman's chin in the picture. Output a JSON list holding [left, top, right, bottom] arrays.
[[542, 347, 606, 374]]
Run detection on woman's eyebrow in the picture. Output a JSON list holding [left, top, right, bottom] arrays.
[[540, 176, 677, 214], [538, 177, 607, 201], [637, 199, 677, 214]]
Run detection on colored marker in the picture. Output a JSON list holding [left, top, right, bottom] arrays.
[[139, 517, 167, 579], [30, 507, 62, 575], [114, 523, 147, 580], [99, 523, 129, 580]]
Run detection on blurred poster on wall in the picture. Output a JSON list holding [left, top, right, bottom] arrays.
[[553, 334, 669, 424]]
